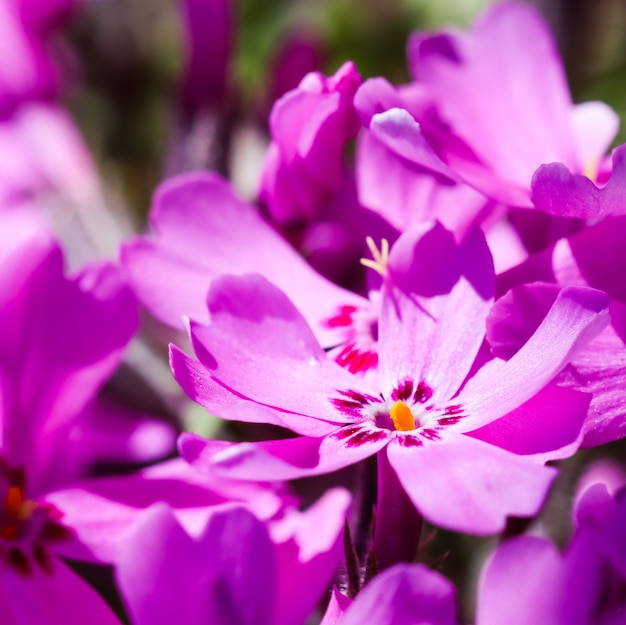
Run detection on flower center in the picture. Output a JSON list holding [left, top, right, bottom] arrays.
[[389, 400, 416, 431], [0, 464, 72, 577], [0, 486, 37, 541]]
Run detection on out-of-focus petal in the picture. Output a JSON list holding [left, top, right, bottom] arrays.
[[477, 536, 563, 625], [340, 563, 458, 625]]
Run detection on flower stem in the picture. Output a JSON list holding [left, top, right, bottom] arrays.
[[373, 447, 423, 571]]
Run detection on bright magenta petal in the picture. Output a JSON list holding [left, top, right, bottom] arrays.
[[456, 286, 609, 431]]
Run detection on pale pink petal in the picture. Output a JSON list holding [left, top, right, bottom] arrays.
[[189, 274, 377, 423], [122, 173, 365, 345], [388, 433, 556, 534], [570, 101, 619, 174], [409, 3, 577, 194], [170, 345, 338, 436], [180, 427, 389, 481], [380, 223, 494, 403]]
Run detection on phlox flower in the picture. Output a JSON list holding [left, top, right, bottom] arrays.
[[123, 173, 380, 374], [320, 563, 458, 625], [174, 221, 608, 553], [406, 1, 618, 210], [477, 481, 626, 625], [493, 215, 626, 448], [259, 61, 362, 225], [0, 206, 138, 622], [115, 488, 350, 625]]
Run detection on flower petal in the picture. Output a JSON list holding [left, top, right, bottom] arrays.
[[122, 173, 365, 345], [388, 433, 557, 534], [477, 536, 563, 625], [179, 427, 389, 482], [380, 222, 494, 403], [339, 563, 458, 625], [468, 383, 590, 461], [456, 286, 609, 431], [532, 145, 626, 218], [189, 273, 377, 423]]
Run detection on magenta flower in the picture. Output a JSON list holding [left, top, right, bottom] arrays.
[[477, 483, 626, 625], [321, 563, 458, 625], [407, 1, 618, 209], [493, 215, 626, 448], [115, 488, 350, 625], [123, 173, 380, 374], [0, 210, 138, 621], [259, 61, 362, 224], [175, 222, 608, 546]]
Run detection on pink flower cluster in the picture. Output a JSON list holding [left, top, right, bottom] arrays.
[[1, 1, 626, 623]]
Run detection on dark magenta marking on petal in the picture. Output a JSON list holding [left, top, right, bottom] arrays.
[[391, 379, 414, 402], [336, 344, 357, 366], [323, 305, 357, 328], [421, 428, 441, 441], [414, 381, 433, 404], [398, 436, 423, 448], [7, 548, 31, 577], [33, 543, 54, 575], [333, 425, 364, 440], [337, 389, 379, 405], [330, 397, 363, 415], [444, 404, 463, 415], [438, 416, 462, 426], [40, 520, 73, 543], [346, 430, 388, 448], [336, 346, 379, 374]]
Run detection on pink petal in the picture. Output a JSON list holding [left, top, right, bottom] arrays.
[[456, 286, 609, 431], [532, 145, 626, 218], [122, 173, 365, 345], [468, 383, 589, 462], [388, 433, 557, 534], [0, 558, 122, 625], [409, 2, 576, 196], [180, 427, 389, 481], [190, 274, 377, 423], [477, 536, 563, 625], [380, 222, 494, 403], [170, 345, 338, 437], [340, 563, 458, 625], [570, 102, 619, 172], [369, 108, 456, 180]]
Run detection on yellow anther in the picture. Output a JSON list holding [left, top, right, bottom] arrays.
[[390, 400, 416, 432], [360, 237, 389, 277], [6, 487, 23, 516]]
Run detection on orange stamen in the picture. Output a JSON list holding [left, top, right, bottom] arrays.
[[6, 487, 23, 516], [390, 400, 416, 431]]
